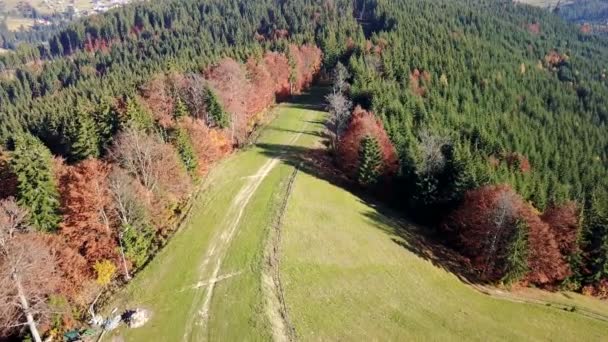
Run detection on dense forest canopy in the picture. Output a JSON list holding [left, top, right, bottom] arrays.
[[2, 0, 608, 339]]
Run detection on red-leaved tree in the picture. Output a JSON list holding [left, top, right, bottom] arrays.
[[337, 106, 399, 180], [445, 184, 570, 285], [58, 159, 120, 273]]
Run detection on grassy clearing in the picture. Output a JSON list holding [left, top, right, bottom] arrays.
[[106, 87, 607, 341], [280, 169, 608, 341], [5, 16, 35, 30], [514, 0, 573, 7], [105, 94, 326, 341]]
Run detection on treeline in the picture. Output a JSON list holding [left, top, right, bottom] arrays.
[[325, 0, 608, 295], [558, 0, 608, 24], [0, 0, 338, 339], [0, 44, 321, 339]]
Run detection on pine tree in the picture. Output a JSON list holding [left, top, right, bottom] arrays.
[[172, 127, 198, 175], [10, 134, 61, 232], [204, 87, 230, 128], [358, 135, 383, 186], [70, 113, 100, 161], [502, 219, 529, 285], [93, 99, 120, 151], [126, 97, 154, 131], [173, 96, 189, 119], [121, 223, 154, 269]]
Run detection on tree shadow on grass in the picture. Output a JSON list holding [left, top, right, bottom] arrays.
[[256, 140, 479, 285], [360, 205, 479, 284], [258, 87, 478, 285]]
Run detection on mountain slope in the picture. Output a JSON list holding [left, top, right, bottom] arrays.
[[280, 144, 608, 341], [106, 89, 608, 341]]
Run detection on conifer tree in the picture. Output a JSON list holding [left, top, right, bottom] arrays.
[[173, 96, 189, 119], [126, 97, 154, 131], [358, 135, 383, 186], [70, 113, 100, 161], [10, 134, 60, 232], [502, 219, 529, 284], [204, 87, 230, 128], [172, 127, 198, 175]]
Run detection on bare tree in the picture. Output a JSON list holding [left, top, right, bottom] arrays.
[[111, 128, 160, 192], [107, 168, 145, 281], [326, 92, 353, 149], [331, 62, 351, 95], [181, 73, 209, 122], [0, 198, 58, 342], [483, 189, 519, 277], [417, 129, 450, 175]]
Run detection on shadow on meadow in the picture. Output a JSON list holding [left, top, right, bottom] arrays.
[[256, 88, 478, 285]]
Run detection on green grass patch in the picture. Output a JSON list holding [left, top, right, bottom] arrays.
[[106, 95, 327, 341], [280, 171, 608, 341]]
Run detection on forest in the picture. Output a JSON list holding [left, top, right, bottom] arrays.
[[1, 0, 608, 339]]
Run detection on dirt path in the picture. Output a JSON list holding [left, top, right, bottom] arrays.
[[182, 112, 309, 341], [262, 166, 299, 342]]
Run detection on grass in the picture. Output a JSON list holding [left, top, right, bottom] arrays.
[[105, 93, 326, 341], [280, 169, 608, 340], [106, 87, 608, 341], [514, 0, 574, 7], [5, 16, 35, 30]]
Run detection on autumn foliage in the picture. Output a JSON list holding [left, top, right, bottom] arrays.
[[541, 202, 580, 258], [337, 106, 399, 180], [59, 159, 119, 273], [445, 185, 570, 285]]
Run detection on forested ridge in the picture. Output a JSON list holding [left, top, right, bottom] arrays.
[[1, 0, 608, 339], [327, 0, 608, 294]]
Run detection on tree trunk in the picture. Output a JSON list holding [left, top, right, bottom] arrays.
[[118, 232, 131, 281], [15, 274, 42, 342]]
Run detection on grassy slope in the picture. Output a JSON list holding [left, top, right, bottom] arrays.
[[106, 95, 326, 341], [107, 88, 607, 341], [280, 154, 608, 340]]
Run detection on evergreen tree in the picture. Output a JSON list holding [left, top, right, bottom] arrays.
[[70, 113, 100, 161], [125, 96, 154, 131], [121, 223, 154, 269], [93, 100, 121, 151], [502, 219, 529, 285], [358, 135, 383, 186], [173, 96, 189, 119], [172, 127, 198, 175], [583, 190, 608, 282], [204, 87, 230, 128], [10, 133, 60, 232]]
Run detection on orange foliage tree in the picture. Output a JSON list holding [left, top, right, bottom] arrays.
[[445, 184, 570, 285], [541, 202, 580, 260], [337, 106, 399, 180], [58, 159, 120, 274]]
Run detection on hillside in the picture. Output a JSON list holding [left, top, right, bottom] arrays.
[[107, 89, 608, 340], [1, 0, 608, 340]]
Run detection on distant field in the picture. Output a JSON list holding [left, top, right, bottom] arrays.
[[4, 16, 35, 30], [515, 0, 573, 8]]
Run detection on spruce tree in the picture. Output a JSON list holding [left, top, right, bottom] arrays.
[[173, 96, 189, 119], [502, 219, 529, 285], [204, 87, 230, 128], [172, 127, 198, 175], [126, 97, 154, 131], [10, 134, 61, 232], [70, 113, 100, 161], [358, 135, 383, 186]]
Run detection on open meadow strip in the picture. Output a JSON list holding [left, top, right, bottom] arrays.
[[105, 91, 327, 341], [278, 170, 608, 341]]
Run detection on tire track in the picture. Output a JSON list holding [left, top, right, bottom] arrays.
[[262, 165, 299, 342], [182, 108, 310, 341]]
